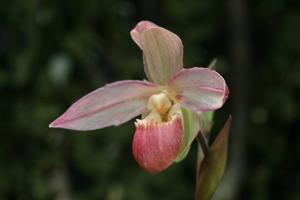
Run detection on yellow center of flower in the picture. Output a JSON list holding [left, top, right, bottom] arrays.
[[148, 92, 172, 115], [135, 91, 181, 126]]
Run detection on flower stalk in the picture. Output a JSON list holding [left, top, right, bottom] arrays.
[[197, 131, 210, 158]]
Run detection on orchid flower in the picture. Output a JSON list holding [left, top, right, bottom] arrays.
[[49, 21, 228, 174]]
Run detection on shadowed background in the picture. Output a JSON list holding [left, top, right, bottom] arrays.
[[0, 0, 299, 199]]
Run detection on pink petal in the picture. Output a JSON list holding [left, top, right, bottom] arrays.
[[168, 67, 229, 112], [131, 21, 183, 85], [49, 80, 161, 130], [132, 117, 183, 174]]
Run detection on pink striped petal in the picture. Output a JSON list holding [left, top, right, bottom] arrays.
[[131, 21, 183, 85], [49, 80, 161, 131], [132, 117, 183, 174], [168, 67, 229, 112]]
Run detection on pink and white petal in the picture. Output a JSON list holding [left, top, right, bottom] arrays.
[[132, 117, 183, 174], [131, 21, 183, 85], [49, 80, 162, 131], [168, 67, 229, 112]]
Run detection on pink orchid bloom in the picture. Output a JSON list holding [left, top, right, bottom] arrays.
[[49, 21, 228, 174]]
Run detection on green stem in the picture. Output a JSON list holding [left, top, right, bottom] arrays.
[[197, 131, 209, 158], [195, 132, 210, 200]]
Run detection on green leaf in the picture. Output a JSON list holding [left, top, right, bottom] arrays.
[[195, 116, 232, 200], [174, 107, 200, 162]]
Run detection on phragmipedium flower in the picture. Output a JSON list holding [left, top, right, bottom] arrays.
[[49, 21, 228, 174]]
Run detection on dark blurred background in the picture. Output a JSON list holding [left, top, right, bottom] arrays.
[[1, 0, 299, 199]]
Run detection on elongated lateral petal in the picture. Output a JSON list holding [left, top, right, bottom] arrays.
[[131, 21, 183, 85], [168, 67, 228, 112], [132, 117, 183, 174], [49, 80, 161, 130]]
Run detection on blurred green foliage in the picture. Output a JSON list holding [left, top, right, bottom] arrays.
[[0, 0, 299, 199]]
